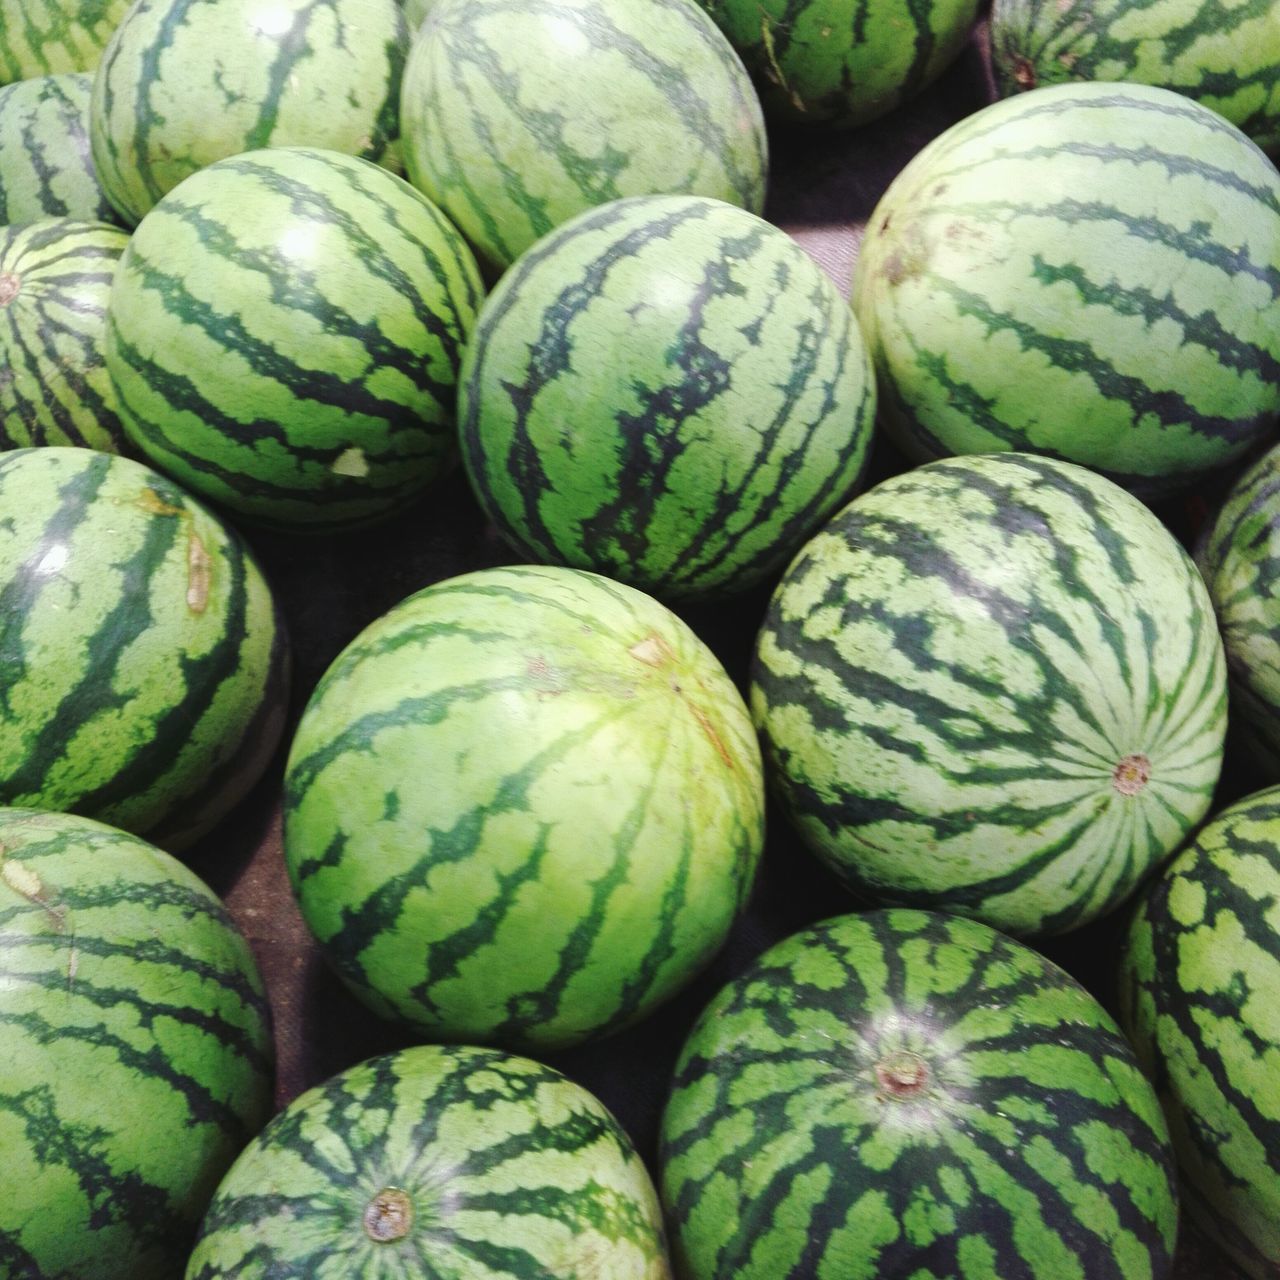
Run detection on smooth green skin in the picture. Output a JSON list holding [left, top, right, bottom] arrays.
[[0, 807, 273, 1280], [698, 0, 982, 126], [106, 146, 483, 532], [460, 194, 875, 599], [187, 1045, 672, 1279], [0, 218, 129, 451], [990, 0, 1280, 153], [0, 447, 288, 849], [852, 82, 1280, 494], [91, 0, 407, 225], [400, 0, 768, 276], [284, 564, 765, 1051], [661, 909, 1178, 1280], [1119, 789, 1280, 1277], [0, 0, 132, 84]]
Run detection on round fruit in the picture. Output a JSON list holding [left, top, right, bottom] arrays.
[[0, 0, 132, 84], [0, 807, 273, 1280], [0, 447, 289, 849], [186, 1044, 670, 1278], [660, 908, 1178, 1279], [283, 563, 765, 1050], [751, 451, 1227, 937], [459, 194, 875, 598]]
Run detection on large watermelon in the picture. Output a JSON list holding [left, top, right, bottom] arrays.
[[851, 82, 1280, 495], [187, 1044, 671, 1278], [90, 0, 408, 225], [0, 0, 132, 84], [0, 447, 289, 849], [659, 908, 1178, 1278], [1119, 787, 1280, 1278], [399, 0, 768, 276], [105, 146, 483, 532], [283, 564, 764, 1050], [0, 217, 129, 451], [751, 451, 1227, 937], [459, 194, 875, 598], [0, 807, 274, 1280]]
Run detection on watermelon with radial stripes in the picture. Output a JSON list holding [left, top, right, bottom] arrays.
[[459, 194, 875, 599], [751, 451, 1227, 937], [399, 0, 768, 276], [851, 82, 1280, 496], [187, 1044, 670, 1278], [0, 447, 289, 850], [990, 0, 1280, 153], [0, 807, 273, 1280], [105, 146, 483, 532], [90, 0, 407, 225], [283, 563, 764, 1050], [1119, 788, 1280, 1277], [0, 0, 132, 84], [0, 73, 118, 226], [0, 218, 128, 451], [660, 908, 1178, 1279]]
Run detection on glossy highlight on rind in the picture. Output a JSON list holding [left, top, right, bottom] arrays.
[[659, 908, 1178, 1280]]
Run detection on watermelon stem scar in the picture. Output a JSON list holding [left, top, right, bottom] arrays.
[[0, 273, 20, 305], [364, 1188, 414, 1242], [1113, 754, 1152, 796], [875, 1050, 930, 1099]]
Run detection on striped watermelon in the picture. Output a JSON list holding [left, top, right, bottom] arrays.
[[660, 908, 1178, 1279], [1119, 788, 1280, 1277], [399, 0, 768, 276], [0, 807, 273, 1280], [0, 0, 132, 84], [90, 0, 408, 225], [1, 217, 129, 451], [283, 564, 764, 1050], [0, 73, 118, 226], [851, 82, 1280, 496], [0, 447, 289, 850], [459, 194, 875, 599], [990, 0, 1280, 153], [751, 451, 1227, 937], [105, 146, 483, 532], [187, 1044, 670, 1278]]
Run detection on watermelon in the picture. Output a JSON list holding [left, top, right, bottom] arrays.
[[0, 447, 289, 850], [90, 0, 408, 226], [851, 82, 1280, 495], [399, 0, 768, 276], [990, 0, 1280, 153], [659, 908, 1178, 1279], [459, 194, 876, 599], [186, 1044, 671, 1278], [0, 217, 129, 451], [105, 146, 483, 532], [0, 807, 273, 1280], [283, 563, 764, 1050], [751, 451, 1227, 937], [1119, 788, 1280, 1277], [0, 73, 118, 226], [0, 0, 132, 84]]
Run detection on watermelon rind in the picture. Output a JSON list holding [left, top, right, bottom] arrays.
[[0, 0, 132, 85]]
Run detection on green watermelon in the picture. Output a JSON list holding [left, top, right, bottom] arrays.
[[751, 451, 1227, 937], [990, 0, 1280, 153], [660, 908, 1178, 1279], [0, 73, 118, 226], [0, 807, 273, 1280], [459, 194, 875, 599], [284, 563, 764, 1050], [187, 1044, 671, 1278], [0, 0, 132, 84], [1, 217, 129, 451], [1119, 788, 1280, 1277], [0, 447, 289, 850], [851, 82, 1280, 495], [399, 0, 768, 276], [90, 0, 407, 225], [105, 146, 483, 532]]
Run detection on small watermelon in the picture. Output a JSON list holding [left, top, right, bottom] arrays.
[[660, 908, 1178, 1278], [0, 807, 274, 1280], [187, 1044, 671, 1278], [0, 0, 132, 84]]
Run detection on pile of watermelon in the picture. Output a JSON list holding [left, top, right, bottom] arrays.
[[0, 0, 1277, 1274]]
